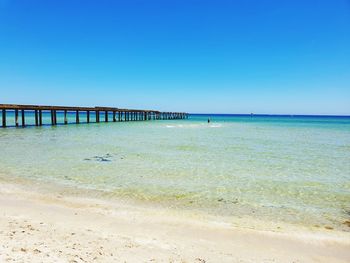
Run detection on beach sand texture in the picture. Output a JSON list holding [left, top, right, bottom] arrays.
[[1, 183, 349, 263]]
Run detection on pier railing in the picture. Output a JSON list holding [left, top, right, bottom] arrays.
[[0, 104, 188, 128]]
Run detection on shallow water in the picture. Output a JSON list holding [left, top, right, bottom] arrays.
[[1, 112, 350, 231]]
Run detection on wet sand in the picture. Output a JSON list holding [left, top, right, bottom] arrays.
[[0, 182, 349, 263]]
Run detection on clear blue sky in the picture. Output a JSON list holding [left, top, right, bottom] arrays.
[[0, 0, 349, 114]]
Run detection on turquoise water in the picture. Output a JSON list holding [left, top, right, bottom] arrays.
[[1, 113, 350, 231]]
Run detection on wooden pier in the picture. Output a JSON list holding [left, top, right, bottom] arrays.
[[0, 104, 188, 128]]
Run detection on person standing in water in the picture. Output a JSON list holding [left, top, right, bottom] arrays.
[[208, 118, 210, 123]]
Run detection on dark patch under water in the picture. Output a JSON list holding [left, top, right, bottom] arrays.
[[84, 153, 113, 162]]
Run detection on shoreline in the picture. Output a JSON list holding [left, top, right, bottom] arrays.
[[2, 173, 349, 236], [1, 180, 349, 262]]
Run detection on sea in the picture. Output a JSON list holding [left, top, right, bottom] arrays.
[[1, 112, 350, 232]]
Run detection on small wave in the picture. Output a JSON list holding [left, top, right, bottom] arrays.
[[165, 123, 222, 129], [165, 124, 191, 128]]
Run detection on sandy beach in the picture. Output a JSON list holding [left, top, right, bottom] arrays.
[[0, 182, 349, 263]]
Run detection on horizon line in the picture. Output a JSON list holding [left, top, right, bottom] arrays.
[[189, 113, 350, 117]]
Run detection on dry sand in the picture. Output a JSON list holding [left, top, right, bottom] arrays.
[[0, 182, 349, 263]]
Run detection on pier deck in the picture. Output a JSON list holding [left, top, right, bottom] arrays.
[[0, 104, 188, 128]]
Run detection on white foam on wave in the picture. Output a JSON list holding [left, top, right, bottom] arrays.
[[165, 124, 197, 128], [165, 123, 223, 129]]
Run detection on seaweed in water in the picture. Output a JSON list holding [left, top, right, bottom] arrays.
[[217, 198, 239, 204], [84, 153, 113, 162]]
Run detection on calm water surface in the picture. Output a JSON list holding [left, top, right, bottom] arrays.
[[1, 113, 350, 231]]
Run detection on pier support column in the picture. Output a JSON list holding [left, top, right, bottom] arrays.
[[96, 111, 100, 123], [39, 110, 42, 126], [76, 110, 80, 124], [51, 110, 54, 125], [113, 111, 116, 122], [54, 110, 57, 125], [64, 110, 68, 124], [15, 109, 19, 127], [21, 110, 25, 127], [87, 111, 90, 123], [35, 110, 39, 126], [105, 111, 108, 122], [2, 109, 6, 127]]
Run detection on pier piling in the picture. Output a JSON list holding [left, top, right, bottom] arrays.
[[39, 110, 42, 126], [35, 110, 39, 126], [64, 110, 68, 124], [96, 110, 100, 123], [2, 109, 6, 127], [21, 110, 25, 127], [76, 110, 80, 124], [15, 109, 19, 127]]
